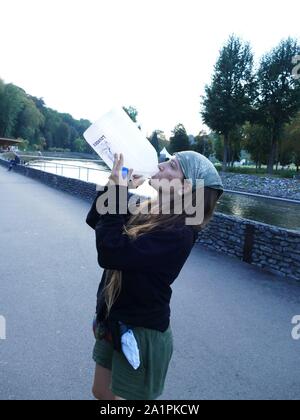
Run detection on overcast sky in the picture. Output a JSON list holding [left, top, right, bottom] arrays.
[[1, 0, 299, 138]]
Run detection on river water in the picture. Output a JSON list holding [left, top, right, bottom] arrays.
[[27, 159, 300, 232]]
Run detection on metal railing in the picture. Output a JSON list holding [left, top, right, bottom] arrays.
[[0, 152, 109, 182], [18, 154, 101, 162], [28, 161, 109, 183], [0, 152, 102, 163]]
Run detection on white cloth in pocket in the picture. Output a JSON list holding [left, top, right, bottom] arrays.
[[119, 323, 141, 370]]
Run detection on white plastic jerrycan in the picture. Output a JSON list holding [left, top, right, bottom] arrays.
[[83, 107, 159, 178]]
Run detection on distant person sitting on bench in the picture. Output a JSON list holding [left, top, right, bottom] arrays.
[[8, 153, 21, 171]]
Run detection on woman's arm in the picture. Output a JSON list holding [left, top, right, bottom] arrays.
[[86, 184, 141, 230], [94, 185, 195, 271], [86, 184, 109, 230]]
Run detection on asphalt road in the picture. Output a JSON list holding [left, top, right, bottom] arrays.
[[0, 165, 300, 400]]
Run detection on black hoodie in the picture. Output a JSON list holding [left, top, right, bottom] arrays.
[[86, 184, 197, 351]]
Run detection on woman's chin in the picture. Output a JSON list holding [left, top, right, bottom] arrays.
[[149, 179, 159, 190]]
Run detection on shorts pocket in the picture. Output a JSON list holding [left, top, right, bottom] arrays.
[[129, 327, 146, 371]]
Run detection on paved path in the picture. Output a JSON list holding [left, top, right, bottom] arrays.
[[0, 166, 300, 400]]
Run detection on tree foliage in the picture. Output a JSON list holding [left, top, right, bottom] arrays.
[[255, 37, 300, 173], [0, 79, 93, 153], [201, 34, 256, 171], [169, 124, 190, 153]]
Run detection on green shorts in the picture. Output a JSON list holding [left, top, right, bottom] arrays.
[[92, 324, 174, 400]]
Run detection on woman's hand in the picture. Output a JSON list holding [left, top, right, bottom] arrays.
[[108, 153, 134, 187], [128, 174, 146, 189]]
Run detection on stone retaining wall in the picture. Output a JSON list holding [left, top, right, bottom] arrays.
[[196, 213, 300, 281]]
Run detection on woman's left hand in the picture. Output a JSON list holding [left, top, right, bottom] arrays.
[[108, 153, 134, 187]]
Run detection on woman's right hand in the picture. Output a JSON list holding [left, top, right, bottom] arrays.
[[128, 174, 146, 189]]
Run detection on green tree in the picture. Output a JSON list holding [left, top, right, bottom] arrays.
[[73, 118, 90, 136], [149, 131, 160, 156], [241, 122, 270, 169], [255, 37, 300, 174], [32, 136, 47, 152], [169, 124, 190, 153], [123, 106, 138, 123], [282, 111, 300, 171], [279, 137, 294, 168], [0, 83, 26, 137], [211, 133, 224, 162], [201, 34, 256, 171], [42, 108, 62, 149], [15, 97, 45, 143], [73, 137, 87, 153], [192, 130, 214, 158], [55, 122, 71, 149], [0, 78, 5, 112], [154, 130, 169, 151], [30, 96, 46, 112], [0, 79, 92, 152], [0, 78, 4, 94], [17, 138, 29, 151], [227, 126, 242, 166]]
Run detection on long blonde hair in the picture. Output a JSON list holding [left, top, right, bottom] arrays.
[[102, 186, 222, 318]]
